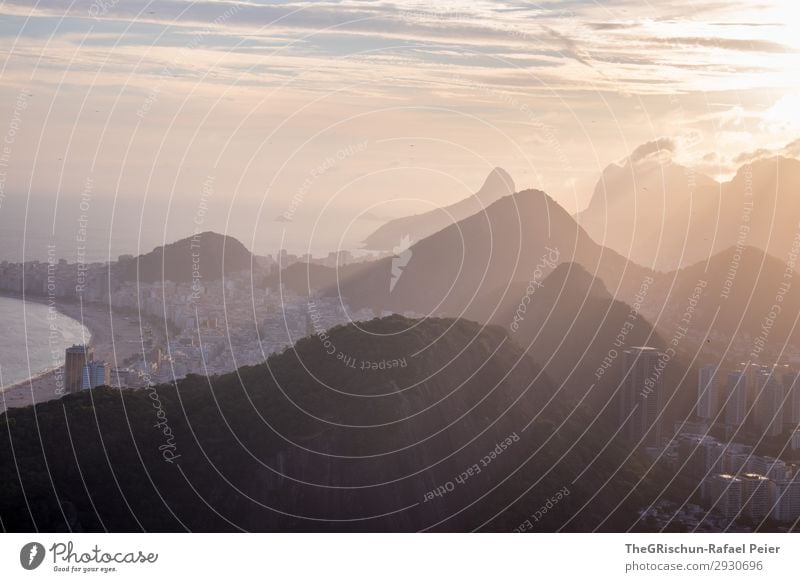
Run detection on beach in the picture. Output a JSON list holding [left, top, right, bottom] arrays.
[[0, 297, 164, 415]]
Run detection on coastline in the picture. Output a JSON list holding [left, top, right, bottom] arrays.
[[0, 293, 157, 414]]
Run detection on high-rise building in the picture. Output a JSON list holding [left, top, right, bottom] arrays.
[[65, 344, 93, 393], [81, 360, 108, 390], [773, 475, 800, 523], [704, 473, 742, 519], [697, 365, 718, 419], [741, 473, 776, 521], [754, 372, 784, 438], [677, 434, 726, 479], [747, 455, 789, 481], [723, 442, 753, 476], [620, 347, 664, 447], [724, 371, 747, 427], [742, 362, 767, 407], [783, 371, 800, 428]]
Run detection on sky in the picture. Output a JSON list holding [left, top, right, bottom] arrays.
[[0, 0, 798, 257]]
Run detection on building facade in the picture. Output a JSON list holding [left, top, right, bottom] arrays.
[[65, 344, 94, 393]]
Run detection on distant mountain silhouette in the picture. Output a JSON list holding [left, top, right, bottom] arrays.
[[577, 149, 800, 270], [721, 156, 800, 262], [361, 167, 515, 251], [485, 262, 665, 409], [330, 188, 649, 317], [0, 316, 659, 532], [624, 245, 800, 364], [576, 149, 719, 270], [263, 261, 375, 297], [116, 231, 253, 283]]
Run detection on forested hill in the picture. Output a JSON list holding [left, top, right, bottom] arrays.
[[0, 316, 659, 532]]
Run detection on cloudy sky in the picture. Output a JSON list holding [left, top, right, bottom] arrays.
[[1, 0, 798, 254]]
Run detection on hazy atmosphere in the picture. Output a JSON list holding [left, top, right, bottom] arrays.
[[3, 0, 800, 559], [2, 0, 799, 259]]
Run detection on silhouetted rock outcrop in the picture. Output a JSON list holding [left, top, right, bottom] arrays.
[[116, 231, 253, 283], [362, 168, 515, 251]]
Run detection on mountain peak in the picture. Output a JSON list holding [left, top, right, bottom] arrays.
[[544, 261, 610, 298], [475, 167, 515, 202], [732, 154, 800, 183], [118, 231, 253, 283], [361, 167, 516, 251]]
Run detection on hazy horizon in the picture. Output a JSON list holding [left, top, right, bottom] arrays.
[[2, 0, 799, 260], [5, 0, 800, 543]]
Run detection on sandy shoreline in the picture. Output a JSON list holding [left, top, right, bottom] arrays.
[[0, 294, 160, 414]]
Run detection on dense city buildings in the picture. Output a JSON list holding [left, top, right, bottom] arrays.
[[724, 371, 747, 427], [741, 473, 776, 521], [696, 364, 718, 419], [620, 347, 664, 447], [2, 252, 379, 392], [704, 474, 742, 519], [785, 371, 800, 427], [754, 372, 785, 438], [681, 429, 800, 525], [695, 363, 800, 440]]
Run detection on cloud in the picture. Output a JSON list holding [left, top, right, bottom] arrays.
[[587, 22, 639, 31], [785, 138, 800, 157], [0, 0, 798, 219], [646, 36, 791, 53], [629, 138, 676, 163], [1, 0, 797, 101], [540, 26, 594, 67], [734, 137, 800, 165]]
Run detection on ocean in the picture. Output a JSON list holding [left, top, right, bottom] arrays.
[[0, 192, 380, 263], [0, 296, 91, 390]]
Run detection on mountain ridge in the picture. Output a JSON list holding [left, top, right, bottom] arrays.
[[361, 167, 515, 251], [116, 230, 253, 283], [0, 315, 657, 532]]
